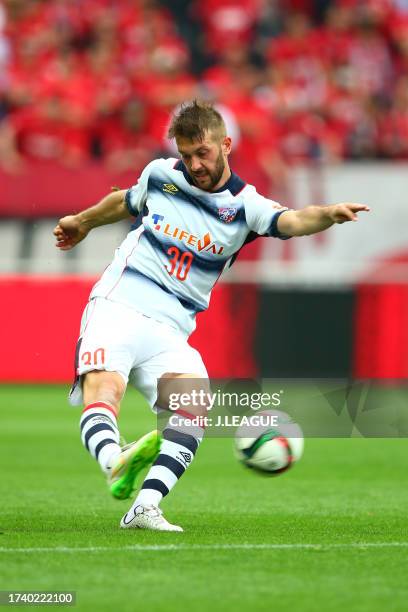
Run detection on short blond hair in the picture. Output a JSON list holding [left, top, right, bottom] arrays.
[[167, 100, 226, 142]]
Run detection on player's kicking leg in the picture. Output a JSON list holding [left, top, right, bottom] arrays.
[[79, 371, 161, 500], [120, 374, 208, 532], [108, 431, 161, 500]]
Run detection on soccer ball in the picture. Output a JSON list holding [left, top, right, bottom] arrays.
[[234, 410, 304, 474]]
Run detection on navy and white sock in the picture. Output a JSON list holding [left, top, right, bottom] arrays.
[[80, 402, 121, 474], [133, 412, 205, 508]]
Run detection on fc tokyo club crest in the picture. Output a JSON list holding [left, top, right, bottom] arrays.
[[218, 207, 237, 223]]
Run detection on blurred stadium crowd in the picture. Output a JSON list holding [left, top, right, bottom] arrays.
[[1, 0, 408, 180]]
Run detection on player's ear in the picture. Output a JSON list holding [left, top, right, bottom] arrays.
[[222, 136, 232, 156]]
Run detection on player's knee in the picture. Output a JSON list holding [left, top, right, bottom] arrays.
[[83, 370, 125, 411], [158, 372, 210, 417]]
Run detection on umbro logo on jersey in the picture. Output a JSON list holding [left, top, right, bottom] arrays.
[[163, 183, 179, 194]]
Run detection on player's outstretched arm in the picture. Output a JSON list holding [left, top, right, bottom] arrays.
[[53, 189, 131, 250], [277, 203, 370, 237]]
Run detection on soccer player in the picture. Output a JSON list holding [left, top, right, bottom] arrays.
[[54, 100, 369, 532]]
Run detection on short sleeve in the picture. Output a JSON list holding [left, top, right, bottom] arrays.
[[125, 160, 157, 215], [243, 186, 292, 240]]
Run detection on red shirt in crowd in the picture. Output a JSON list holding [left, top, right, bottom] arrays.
[[9, 103, 90, 164]]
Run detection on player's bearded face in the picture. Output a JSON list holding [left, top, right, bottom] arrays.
[[177, 133, 229, 192], [191, 147, 225, 191]]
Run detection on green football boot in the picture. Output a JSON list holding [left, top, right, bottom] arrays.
[[109, 430, 162, 500]]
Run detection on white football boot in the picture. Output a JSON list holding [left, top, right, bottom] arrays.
[[120, 504, 183, 532]]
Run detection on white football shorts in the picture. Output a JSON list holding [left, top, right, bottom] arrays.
[[69, 297, 208, 408]]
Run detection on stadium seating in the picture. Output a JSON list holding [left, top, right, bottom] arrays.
[[2, 0, 408, 173]]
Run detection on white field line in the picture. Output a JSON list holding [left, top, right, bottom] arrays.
[[1, 542, 408, 553]]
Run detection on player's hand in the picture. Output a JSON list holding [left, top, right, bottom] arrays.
[[327, 203, 370, 224], [53, 215, 89, 250]]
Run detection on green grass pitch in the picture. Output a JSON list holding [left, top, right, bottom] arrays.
[[1, 384, 408, 611]]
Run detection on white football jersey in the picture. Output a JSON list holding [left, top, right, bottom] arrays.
[[91, 158, 290, 336]]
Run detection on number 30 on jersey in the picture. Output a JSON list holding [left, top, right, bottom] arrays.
[[166, 246, 193, 281]]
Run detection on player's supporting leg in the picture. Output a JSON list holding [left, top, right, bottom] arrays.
[[135, 411, 204, 506], [121, 411, 204, 531], [121, 374, 208, 531]]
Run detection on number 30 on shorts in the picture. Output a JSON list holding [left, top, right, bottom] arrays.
[[166, 246, 194, 281]]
